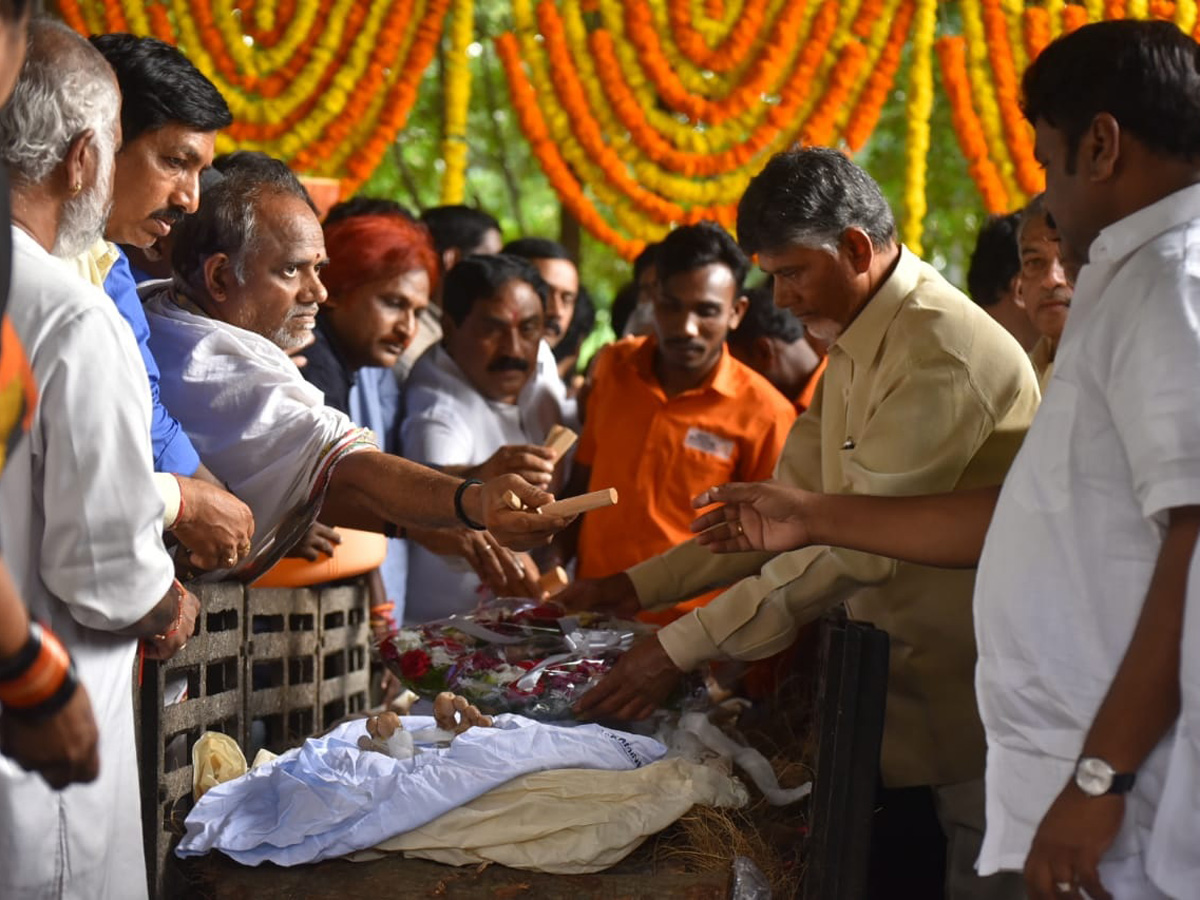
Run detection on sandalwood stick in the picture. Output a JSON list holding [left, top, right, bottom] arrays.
[[544, 424, 578, 459], [538, 566, 569, 595], [501, 487, 619, 517]]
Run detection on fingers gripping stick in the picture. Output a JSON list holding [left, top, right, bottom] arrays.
[[502, 487, 619, 517]]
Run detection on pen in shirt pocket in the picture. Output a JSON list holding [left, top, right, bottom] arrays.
[[841, 438, 855, 450]]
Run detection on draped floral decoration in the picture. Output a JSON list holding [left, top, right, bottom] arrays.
[[55, 0, 452, 192], [937, 0, 1195, 214], [496, 0, 918, 258], [440, 0, 474, 204]]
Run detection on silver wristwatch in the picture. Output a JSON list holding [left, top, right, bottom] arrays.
[[1074, 756, 1136, 796]]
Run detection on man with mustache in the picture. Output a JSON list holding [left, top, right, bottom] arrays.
[[553, 221, 794, 625], [0, 22, 198, 897], [1017, 194, 1072, 389], [144, 166, 568, 587], [67, 33, 255, 574], [400, 254, 571, 620]]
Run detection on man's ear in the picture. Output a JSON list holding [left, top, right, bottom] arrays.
[[841, 227, 875, 274], [1009, 273, 1027, 310], [728, 292, 749, 331], [442, 248, 461, 273], [62, 129, 95, 198], [203, 253, 234, 304], [1086, 112, 1120, 182]]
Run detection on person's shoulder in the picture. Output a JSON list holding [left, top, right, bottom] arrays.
[[724, 354, 796, 421], [9, 235, 126, 343], [896, 265, 1028, 367]]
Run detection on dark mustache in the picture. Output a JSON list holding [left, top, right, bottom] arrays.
[[487, 356, 530, 373], [152, 206, 186, 225], [665, 338, 705, 353], [544, 319, 563, 335]]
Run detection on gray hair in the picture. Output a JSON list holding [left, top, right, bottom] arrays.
[[1018, 193, 1050, 242], [737, 147, 896, 256], [171, 158, 316, 294], [0, 19, 120, 187]]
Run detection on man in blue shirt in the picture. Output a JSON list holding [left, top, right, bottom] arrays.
[[73, 34, 254, 572]]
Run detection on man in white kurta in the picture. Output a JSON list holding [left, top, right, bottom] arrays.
[[401, 341, 563, 622], [145, 288, 377, 581], [973, 183, 1200, 894], [0, 226, 175, 899]]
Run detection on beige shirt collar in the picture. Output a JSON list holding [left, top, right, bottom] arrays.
[[832, 245, 920, 367]]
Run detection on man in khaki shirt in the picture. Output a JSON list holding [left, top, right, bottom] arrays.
[[566, 148, 1040, 899]]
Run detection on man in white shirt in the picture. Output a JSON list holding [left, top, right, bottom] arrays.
[[0, 23, 198, 898], [402, 254, 569, 621], [694, 20, 1200, 899], [145, 164, 571, 583]]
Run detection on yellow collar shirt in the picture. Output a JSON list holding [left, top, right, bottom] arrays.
[[629, 246, 1041, 787]]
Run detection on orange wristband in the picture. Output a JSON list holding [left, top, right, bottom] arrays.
[[0, 622, 77, 718]]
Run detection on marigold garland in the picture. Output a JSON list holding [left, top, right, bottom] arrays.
[[57, 0, 450, 191], [903, 0, 936, 256], [936, 35, 1009, 212], [440, 0, 473, 204]]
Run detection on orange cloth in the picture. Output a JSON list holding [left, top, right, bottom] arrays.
[[575, 336, 795, 624], [0, 313, 36, 474], [793, 356, 827, 415]]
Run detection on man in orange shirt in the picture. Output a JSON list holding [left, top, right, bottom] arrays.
[[726, 281, 827, 414], [552, 222, 795, 624]]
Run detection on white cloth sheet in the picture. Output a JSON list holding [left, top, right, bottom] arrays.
[[175, 714, 665, 866], [400, 343, 566, 621], [0, 227, 174, 900], [145, 291, 376, 576], [973, 185, 1200, 880]]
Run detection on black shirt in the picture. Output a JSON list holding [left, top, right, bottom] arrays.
[[300, 316, 355, 414]]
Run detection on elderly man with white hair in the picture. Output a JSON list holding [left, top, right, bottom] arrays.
[[0, 20, 197, 899]]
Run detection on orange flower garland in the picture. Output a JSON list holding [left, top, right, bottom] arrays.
[[844, 0, 916, 151], [1062, 3, 1091, 30], [57, 0, 449, 191], [980, 0, 1043, 195], [936, 35, 1010, 212], [665, 0, 773, 74], [496, 32, 646, 258], [1022, 6, 1051, 59]]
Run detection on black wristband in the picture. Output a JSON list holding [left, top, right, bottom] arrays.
[[454, 479, 487, 531], [382, 522, 408, 540], [0, 624, 41, 681]]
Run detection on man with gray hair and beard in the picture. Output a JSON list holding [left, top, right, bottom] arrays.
[[0, 20, 197, 899]]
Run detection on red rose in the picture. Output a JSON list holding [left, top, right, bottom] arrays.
[[399, 649, 432, 680]]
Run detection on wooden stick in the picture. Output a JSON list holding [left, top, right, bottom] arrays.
[[544, 424, 578, 459], [537, 566, 569, 595], [538, 488, 618, 517], [501, 487, 619, 517]]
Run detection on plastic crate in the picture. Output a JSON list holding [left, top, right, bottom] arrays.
[[245, 586, 321, 754], [138, 577, 373, 898], [140, 581, 245, 900], [315, 583, 370, 725]]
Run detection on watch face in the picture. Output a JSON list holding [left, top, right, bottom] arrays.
[[1076, 757, 1115, 796]]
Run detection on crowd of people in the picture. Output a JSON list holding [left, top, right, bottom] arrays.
[[0, 5, 1196, 900]]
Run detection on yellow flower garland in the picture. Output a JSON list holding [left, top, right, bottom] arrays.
[[440, 0, 473, 204], [904, 0, 936, 255]]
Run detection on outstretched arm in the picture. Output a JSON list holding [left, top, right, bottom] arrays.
[[322, 450, 574, 552], [692, 482, 1002, 569]]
